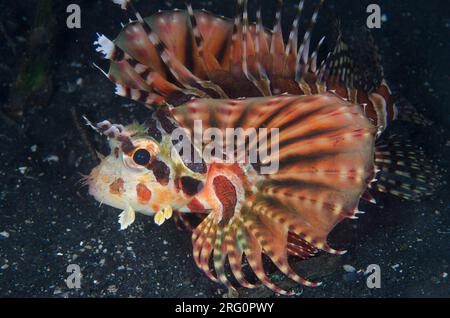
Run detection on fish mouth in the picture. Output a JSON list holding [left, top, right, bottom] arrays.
[[86, 165, 102, 198], [87, 166, 129, 211]]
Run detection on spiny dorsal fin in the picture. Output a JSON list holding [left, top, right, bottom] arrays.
[[295, 0, 324, 82], [255, 1, 272, 95], [270, 0, 285, 75], [111, 0, 229, 100], [229, 0, 245, 71], [283, 0, 305, 77], [324, 21, 385, 92]]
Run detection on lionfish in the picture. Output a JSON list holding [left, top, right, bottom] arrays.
[[86, 0, 438, 294]]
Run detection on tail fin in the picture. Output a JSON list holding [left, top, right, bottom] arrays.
[[372, 134, 441, 200], [391, 90, 433, 126]]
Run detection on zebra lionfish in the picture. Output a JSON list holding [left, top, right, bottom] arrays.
[[86, 0, 439, 295]]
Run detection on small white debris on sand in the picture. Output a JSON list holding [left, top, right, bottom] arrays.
[[107, 284, 118, 294], [30, 145, 37, 152], [343, 264, 356, 273], [18, 166, 27, 174], [53, 288, 62, 295], [44, 155, 59, 163], [0, 231, 10, 238], [391, 264, 400, 270], [442, 272, 448, 278]]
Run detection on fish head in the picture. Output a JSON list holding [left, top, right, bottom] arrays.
[[87, 118, 206, 219]]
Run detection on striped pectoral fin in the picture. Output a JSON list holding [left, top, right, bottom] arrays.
[[245, 208, 322, 289], [373, 135, 441, 200], [190, 167, 269, 292], [173, 211, 189, 230], [173, 211, 206, 231], [192, 213, 219, 283], [225, 221, 261, 289], [192, 186, 320, 294], [260, 185, 354, 254], [186, 93, 376, 294], [287, 232, 318, 259], [254, 93, 376, 255]]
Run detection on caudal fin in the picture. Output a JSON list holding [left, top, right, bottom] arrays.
[[373, 135, 441, 201], [392, 91, 433, 126]]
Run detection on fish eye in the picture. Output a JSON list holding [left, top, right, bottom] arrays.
[[122, 139, 159, 170], [133, 148, 151, 166]]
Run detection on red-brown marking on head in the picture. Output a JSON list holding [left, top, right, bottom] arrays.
[[187, 197, 207, 213], [109, 178, 125, 195], [136, 183, 152, 204], [213, 175, 237, 225]]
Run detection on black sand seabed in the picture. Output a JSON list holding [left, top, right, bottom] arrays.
[[0, 0, 449, 297]]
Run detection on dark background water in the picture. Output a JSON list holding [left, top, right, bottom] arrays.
[[0, 0, 448, 297]]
